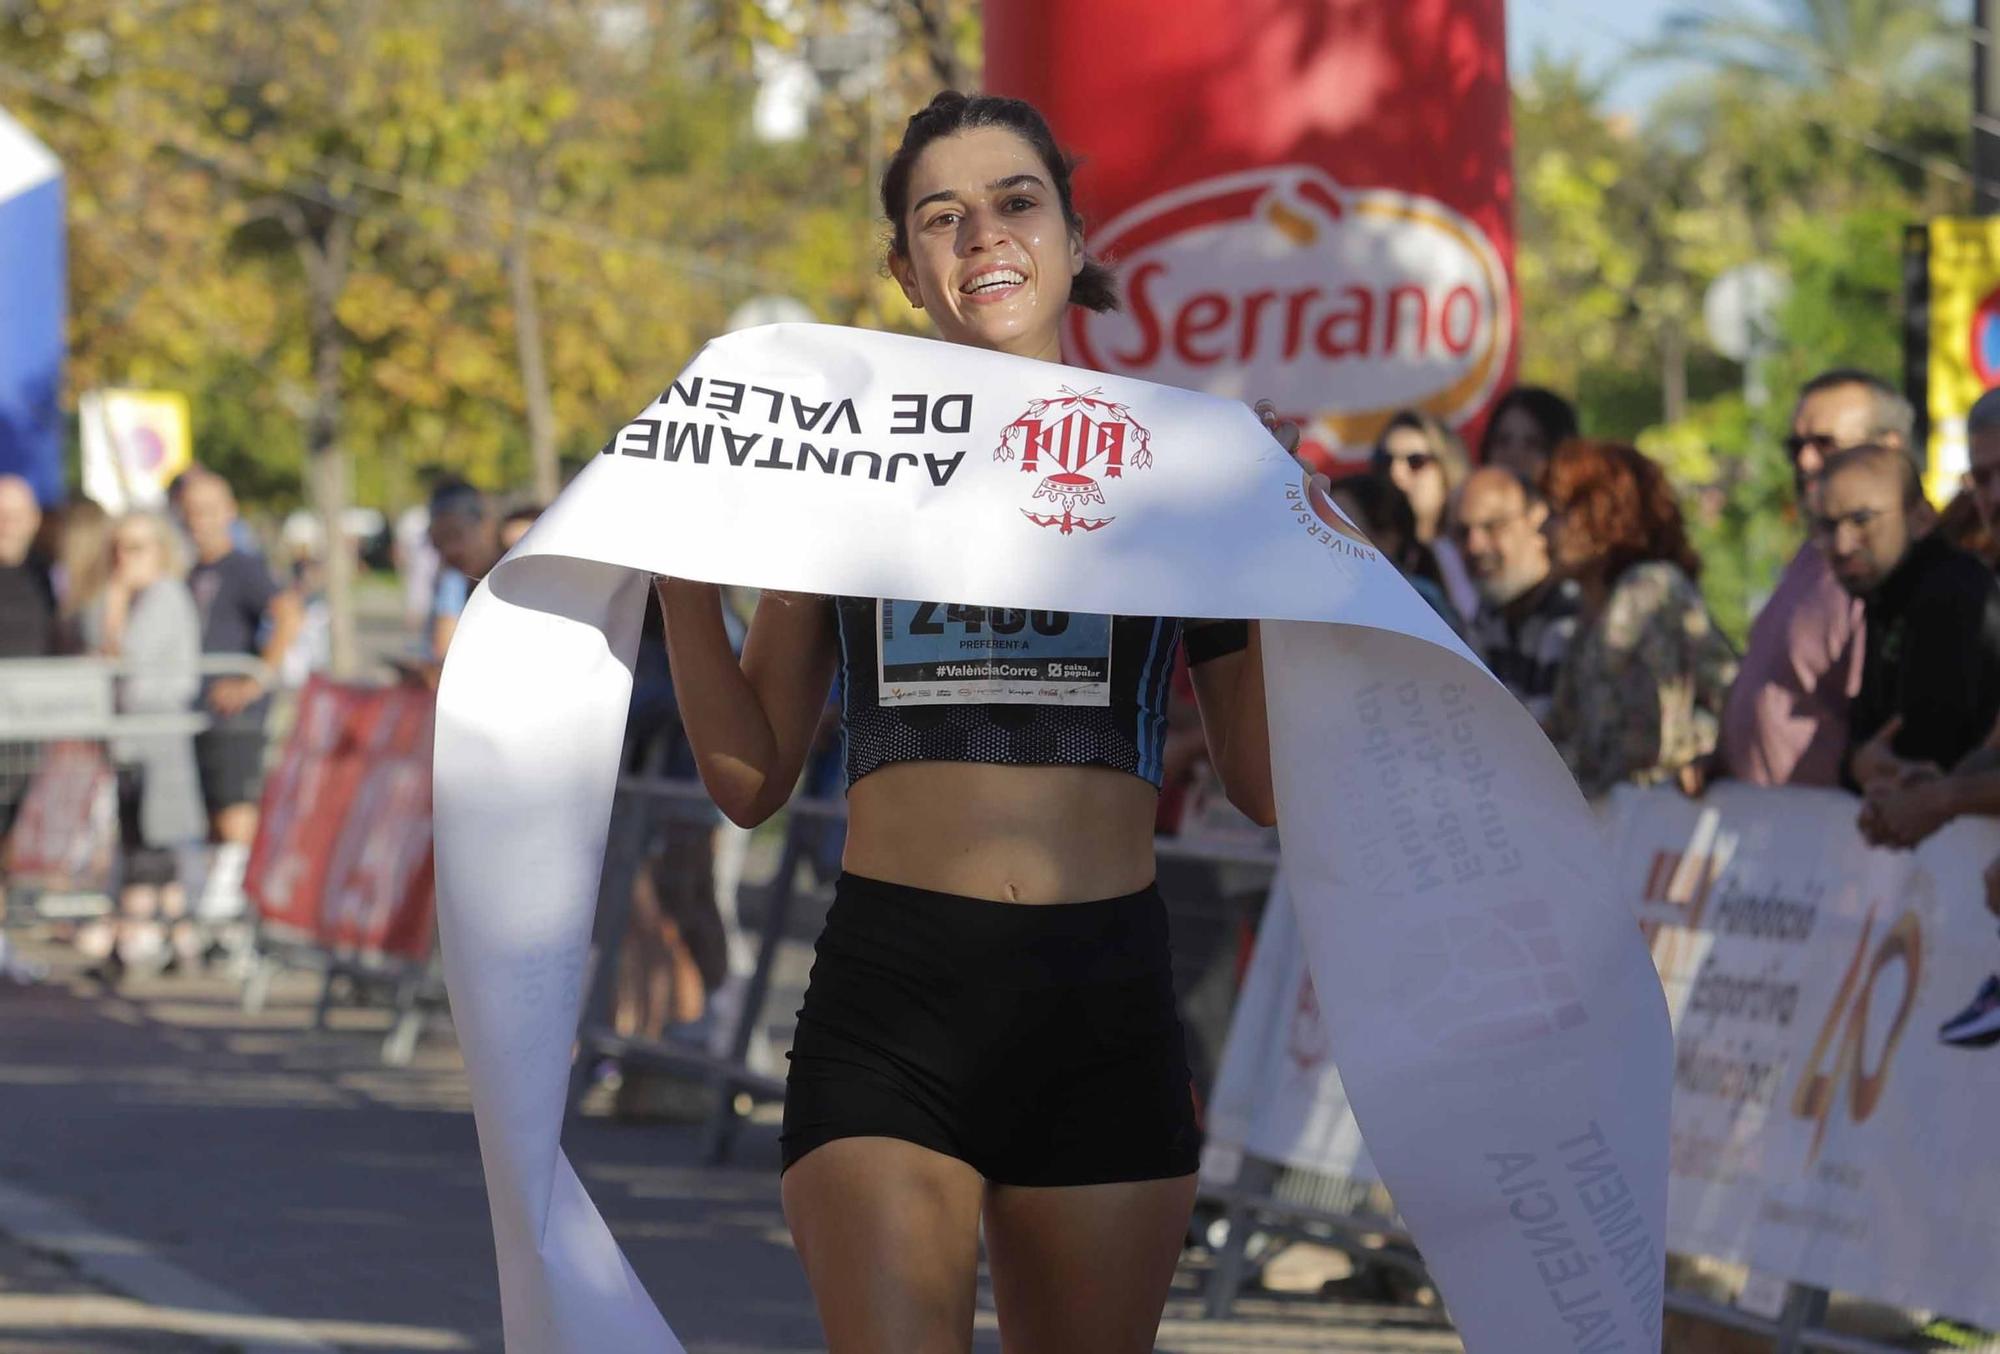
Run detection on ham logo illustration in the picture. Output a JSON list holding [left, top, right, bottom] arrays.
[[1070, 165, 1513, 459]]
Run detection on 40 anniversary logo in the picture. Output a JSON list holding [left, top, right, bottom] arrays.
[[1641, 846, 1932, 1168]]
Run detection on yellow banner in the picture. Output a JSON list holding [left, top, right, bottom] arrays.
[[1926, 217, 2000, 500], [79, 388, 193, 512]]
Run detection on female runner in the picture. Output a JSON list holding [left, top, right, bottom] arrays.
[[659, 91, 1281, 1354]]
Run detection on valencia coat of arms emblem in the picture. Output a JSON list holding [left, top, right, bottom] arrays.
[[994, 387, 1153, 534]]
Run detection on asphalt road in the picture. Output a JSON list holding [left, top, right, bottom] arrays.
[[0, 937, 1464, 1354]]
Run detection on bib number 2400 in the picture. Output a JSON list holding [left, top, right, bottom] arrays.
[[906, 604, 1069, 637]]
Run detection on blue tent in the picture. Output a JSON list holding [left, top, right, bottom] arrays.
[[0, 107, 64, 507]]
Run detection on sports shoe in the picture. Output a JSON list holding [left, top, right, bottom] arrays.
[[1940, 974, 2000, 1049], [1919, 1316, 2000, 1350]]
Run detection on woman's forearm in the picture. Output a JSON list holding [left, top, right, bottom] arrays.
[[656, 578, 781, 825], [1195, 623, 1277, 827]]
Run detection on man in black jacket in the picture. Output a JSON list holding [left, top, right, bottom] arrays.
[[1816, 444, 2000, 788]]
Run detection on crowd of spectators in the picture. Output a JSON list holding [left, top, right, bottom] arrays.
[[1322, 371, 1999, 813], [0, 465, 325, 979], [1312, 368, 2000, 1051]]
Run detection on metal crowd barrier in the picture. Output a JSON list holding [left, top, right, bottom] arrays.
[[564, 765, 831, 1162], [239, 923, 446, 1068], [2, 653, 265, 923], [302, 951, 447, 1068]]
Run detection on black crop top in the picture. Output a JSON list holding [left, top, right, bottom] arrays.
[[831, 596, 1197, 788]]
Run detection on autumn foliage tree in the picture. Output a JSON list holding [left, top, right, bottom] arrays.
[[0, 0, 939, 668]]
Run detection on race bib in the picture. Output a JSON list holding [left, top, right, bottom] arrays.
[[876, 599, 1112, 706]]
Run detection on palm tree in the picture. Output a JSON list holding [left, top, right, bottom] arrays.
[[1644, 0, 1970, 215], [1655, 0, 1964, 90]]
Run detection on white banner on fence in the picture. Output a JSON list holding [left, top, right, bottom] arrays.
[[1212, 780, 2000, 1327], [431, 323, 1671, 1353], [1609, 782, 2000, 1328]]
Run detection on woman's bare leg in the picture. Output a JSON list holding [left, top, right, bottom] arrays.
[[782, 1136, 985, 1354], [983, 1174, 1197, 1354]]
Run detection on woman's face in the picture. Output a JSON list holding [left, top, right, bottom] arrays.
[[890, 126, 1083, 363], [112, 525, 163, 587], [1546, 493, 1599, 575], [1377, 426, 1447, 535], [1488, 406, 1551, 480]]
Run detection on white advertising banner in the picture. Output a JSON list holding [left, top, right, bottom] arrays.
[[431, 323, 1671, 1353], [1212, 780, 2000, 1328], [1611, 782, 2000, 1327]]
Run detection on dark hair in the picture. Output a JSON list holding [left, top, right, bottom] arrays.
[[1940, 487, 1996, 563], [502, 504, 545, 531], [1541, 439, 1700, 584], [1331, 471, 1443, 585], [1479, 386, 1579, 462], [1376, 408, 1471, 490], [428, 477, 489, 525], [1798, 366, 1897, 403], [1968, 385, 2000, 436], [165, 464, 220, 505], [880, 90, 1119, 314]]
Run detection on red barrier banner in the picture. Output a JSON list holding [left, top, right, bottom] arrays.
[[245, 678, 379, 940], [4, 741, 116, 893], [245, 678, 436, 963], [319, 685, 436, 963], [986, 0, 1517, 467]]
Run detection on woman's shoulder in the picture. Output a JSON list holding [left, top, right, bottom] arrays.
[[136, 577, 200, 627]]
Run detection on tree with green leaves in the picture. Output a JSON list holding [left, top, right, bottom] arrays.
[[1511, 1, 1970, 638], [1, 0, 950, 671]]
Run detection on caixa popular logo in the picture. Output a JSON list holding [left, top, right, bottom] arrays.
[[995, 386, 1153, 534], [1070, 166, 1512, 456]]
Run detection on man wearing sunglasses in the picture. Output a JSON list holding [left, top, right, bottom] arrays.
[[1708, 370, 1913, 792]]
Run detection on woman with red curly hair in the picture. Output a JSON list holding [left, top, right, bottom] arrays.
[[1541, 440, 1738, 800]]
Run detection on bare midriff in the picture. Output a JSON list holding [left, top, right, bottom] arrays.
[[840, 760, 1160, 905]]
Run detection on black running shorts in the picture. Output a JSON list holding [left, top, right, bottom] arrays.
[[780, 872, 1202, 1187], [194, 724, 266, 815]]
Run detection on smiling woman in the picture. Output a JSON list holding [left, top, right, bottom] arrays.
[[879, 92, 1120, 359], [650, 91, 1277, 1354]]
